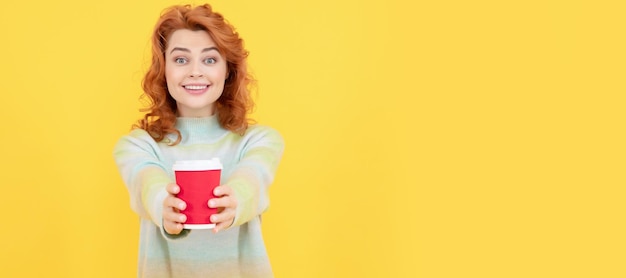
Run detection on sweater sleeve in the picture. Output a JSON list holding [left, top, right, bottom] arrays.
[[228, 126, 285, 227], [113, 129, 171, 228]]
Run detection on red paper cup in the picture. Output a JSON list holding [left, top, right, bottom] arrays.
[[173, 159, 222, 229]]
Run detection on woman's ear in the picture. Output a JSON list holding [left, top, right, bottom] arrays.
[[226, 69, 234, 81]]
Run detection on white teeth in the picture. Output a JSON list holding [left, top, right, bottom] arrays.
[[184, 85, 208, 90]]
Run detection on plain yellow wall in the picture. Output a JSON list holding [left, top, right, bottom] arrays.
[[0, 0, 624, 277]]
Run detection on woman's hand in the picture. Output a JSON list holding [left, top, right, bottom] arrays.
[[163, 183, 187, 235], [208, 185, 237, 233]]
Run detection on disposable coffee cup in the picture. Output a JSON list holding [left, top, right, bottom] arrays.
[[173, 159, 222, 229]]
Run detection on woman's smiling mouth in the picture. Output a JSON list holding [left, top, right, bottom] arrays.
[[184, 84, 208, 90], [183, 84, 210, 94]]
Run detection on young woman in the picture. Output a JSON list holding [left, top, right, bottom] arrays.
[[113, 4, 284, 277]]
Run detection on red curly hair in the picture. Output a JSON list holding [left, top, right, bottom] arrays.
[[135, 4, 254, 144]]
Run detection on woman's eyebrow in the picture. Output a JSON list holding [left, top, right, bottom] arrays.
[[169, 46, 218, 54], [202, 47, 218, 53], [170, 47, 190, 54]]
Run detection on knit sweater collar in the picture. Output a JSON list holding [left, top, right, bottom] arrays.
[[175, 115, 228, 142]]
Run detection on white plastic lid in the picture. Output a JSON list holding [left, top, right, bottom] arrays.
[[183, 223, 216, 229], [172, 158, 222, 171]]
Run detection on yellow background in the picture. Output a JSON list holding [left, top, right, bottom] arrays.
[[0, 0, 624, 277]]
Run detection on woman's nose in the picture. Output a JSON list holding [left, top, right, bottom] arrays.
[[188, 62, 204, 77]]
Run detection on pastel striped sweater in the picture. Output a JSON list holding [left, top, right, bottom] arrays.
[[113, 115, 284, 277]]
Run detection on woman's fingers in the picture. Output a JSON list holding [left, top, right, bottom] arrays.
[[208, 185, 237, 233], [166, 183, 180, 194], [164, 203, 187, 223], [213, 185, 232, 198], [163, 184, 186, 235], [213, 217, 235, 233], [164, 219, 184, 235], [208, 195, 237, 209], [165, 194, 186, 211], [163, 207, 185, 235], [209, 185, 237, 208], [210, 208, 235, 224], [211, 207, 235, 233]]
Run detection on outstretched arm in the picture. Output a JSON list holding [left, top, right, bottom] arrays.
[[223, 127, 285, 227], [113, 129, 171, 228]]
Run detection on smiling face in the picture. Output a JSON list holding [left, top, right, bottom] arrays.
[[165, 29, 228, 117]]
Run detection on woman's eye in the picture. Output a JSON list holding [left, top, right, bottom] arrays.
[[174, 57, 187, 64], [204, 57, 216, 64]]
